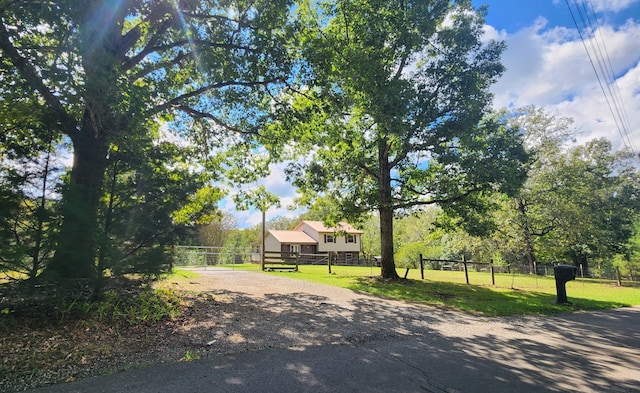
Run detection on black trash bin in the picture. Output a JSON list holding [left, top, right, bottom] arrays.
[[554, 264, 577, 304]]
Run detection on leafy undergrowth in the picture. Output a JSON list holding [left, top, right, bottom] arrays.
[[0, 277, 187, 392]]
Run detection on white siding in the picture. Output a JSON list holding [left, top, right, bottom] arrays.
[[264, 234, 282, 252], [297, 222, 320, 241], [317, 234, 361, 253], [292, 221, 362, 253]]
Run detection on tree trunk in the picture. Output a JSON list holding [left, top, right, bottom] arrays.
[[378, 140, 399, 280], [44, 129, 108, 281], [516, 198, 538, 274], [379, 204, 398, 279], [29, 135, 54, 281], [44, 13, 121, 282], [576, 254, 590, 278]]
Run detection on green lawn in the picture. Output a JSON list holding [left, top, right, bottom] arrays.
[[216, 263, 640, 316]]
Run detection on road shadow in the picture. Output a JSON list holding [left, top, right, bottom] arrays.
[[26, 284, 640, 393]]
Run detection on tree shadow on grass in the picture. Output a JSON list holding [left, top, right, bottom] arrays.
[[347, 277, 630, 316]]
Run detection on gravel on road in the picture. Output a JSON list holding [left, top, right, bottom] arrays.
[[5, 267, 640, 393]]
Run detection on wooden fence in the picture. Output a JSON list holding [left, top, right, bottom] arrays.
[[262, 251, 299, 271]]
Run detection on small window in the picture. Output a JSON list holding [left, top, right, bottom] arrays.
[[346, 234, 356, 243], [325, 234, 335, 243], [345, 253, 353, 262], [291, 245, 300, 254]]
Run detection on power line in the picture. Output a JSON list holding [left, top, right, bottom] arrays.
[[565, 0, 637, 154], [582, 0, 636, 150]]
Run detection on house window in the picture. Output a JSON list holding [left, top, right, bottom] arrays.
[[346, 234, 356, 243], [345, 253, 353, 262], [291, 244, 300, 254], [324, 234, 335, 243]]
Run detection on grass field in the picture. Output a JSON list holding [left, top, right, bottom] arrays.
[[215, 263, 640, 316]]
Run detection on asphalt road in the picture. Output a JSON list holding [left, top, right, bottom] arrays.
[[27, 269, 640, 393]]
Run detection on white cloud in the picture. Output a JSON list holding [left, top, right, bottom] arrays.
[[262, 162, 293, 196], [490, 17, 640, 151], [590, 0, 639, 13], [482, 23, 507, 42]]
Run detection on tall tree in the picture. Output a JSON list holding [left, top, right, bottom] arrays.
[[494, 126, 640, 275], [0, 87, 65, 279], [0, 0, 295, 281], [502, 106, 577, 273], [96, 139, 221, 277], [197, 212, 236, 250], [284, 0, 528, 278], [547, 139, 640, 275]]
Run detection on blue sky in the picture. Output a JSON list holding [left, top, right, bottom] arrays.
[[474, 0, 640, 151], [477, 0, 640, 33], [228, 0, 640, 228]]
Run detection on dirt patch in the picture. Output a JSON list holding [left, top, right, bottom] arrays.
[[0, 269, 401, 392], [0, 275, 265, 392]]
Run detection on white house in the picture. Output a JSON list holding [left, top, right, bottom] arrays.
[[262, 220, 363, 264]]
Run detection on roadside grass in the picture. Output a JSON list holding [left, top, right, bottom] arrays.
[[159, 267, 199, 282], [215, 263, 640, 316], [1, 272, 190, 388]]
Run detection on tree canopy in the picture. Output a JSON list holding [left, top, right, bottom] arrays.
[[5, 0, 634, 288], [1, 0, 296, 283], [477, 108, 640, 275], [280, 0, 528, 278]]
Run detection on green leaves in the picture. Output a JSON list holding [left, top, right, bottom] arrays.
[[288, 0, 523, 212], [233, 185, 281, 212], [171, 187, 226, 225], [275, 0, 528, 278], [1, 0, 302, 281], [482, 107, 640, 273]]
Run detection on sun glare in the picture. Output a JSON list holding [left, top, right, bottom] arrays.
[[172, 1, 206, 76]]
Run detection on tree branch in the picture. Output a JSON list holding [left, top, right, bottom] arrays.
[[116, 23, 141, 60], [393, 186, 482, 210], [175, 105, 260, 136], [151, 79, 280, 115], [0, 22, 78, 135], [121, 17, 173, 71], [121, 17, 253, 72], [392, 51, 410, 81], [356, 162, 378, 180], [128, 50, 190, 81]]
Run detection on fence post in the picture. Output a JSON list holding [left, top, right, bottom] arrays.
[[616, 266, 622, 286], [328, 252, 332, 274], [490, 259, 495, 286], [463, 255, 470, 285], [420, 254, 424, 280], [261, 211, 266, 271]]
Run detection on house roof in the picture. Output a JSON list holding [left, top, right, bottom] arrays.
[[297, 220, 364, 234], [268, 230, 317, 244]]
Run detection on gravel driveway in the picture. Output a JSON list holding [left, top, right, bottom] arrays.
[[183, 268, 640, 392], [29, 267, 640, 393]]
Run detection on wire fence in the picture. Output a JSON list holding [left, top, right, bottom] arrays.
[[173, 246, 252, 266], [173, 247, 637, 287]]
